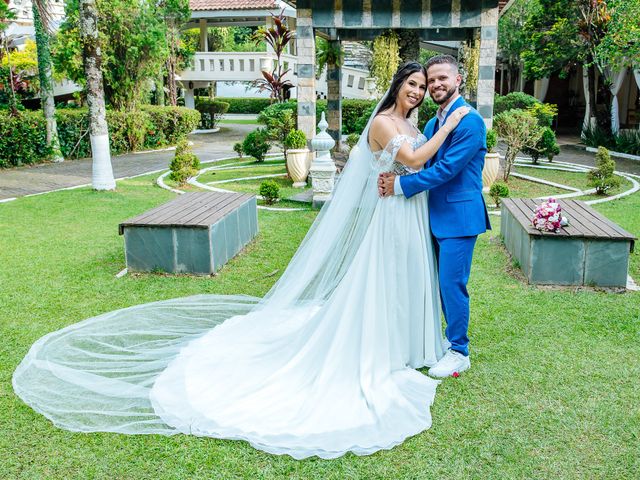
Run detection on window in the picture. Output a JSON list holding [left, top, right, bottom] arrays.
[[209, 60, 215, 71], [199, 59, 205, 71], [239, 59, 244, 72], [347, 75, 354, 88], [358, 77, 365, 90], [219, 59, 225, 71]]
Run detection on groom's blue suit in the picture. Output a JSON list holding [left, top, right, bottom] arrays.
[[399, 96, 491, 356]]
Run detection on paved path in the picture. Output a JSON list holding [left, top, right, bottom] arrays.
[[0, 123, 254, 200], [1, 125, 638, 201]]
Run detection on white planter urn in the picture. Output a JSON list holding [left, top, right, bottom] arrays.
[[482, 151, 500, 192], [309, 112, 336, 208], [286, 148, 311, 187]]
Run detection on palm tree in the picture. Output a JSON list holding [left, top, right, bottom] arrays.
[[79, 0, 115, 190], [31, 0, 64, 162]]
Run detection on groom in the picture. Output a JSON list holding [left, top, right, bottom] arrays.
[[378, 55, 491, 378]]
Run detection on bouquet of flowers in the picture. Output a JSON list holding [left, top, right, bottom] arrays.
[[532, 197, 566, 232]]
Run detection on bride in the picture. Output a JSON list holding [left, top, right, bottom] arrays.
[[13, 62, 468, 459]]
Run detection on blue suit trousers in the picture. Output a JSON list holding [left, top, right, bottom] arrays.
[[432, 235, 477, 357]]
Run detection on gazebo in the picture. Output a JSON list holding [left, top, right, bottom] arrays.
[[290, 0, 500, 142]]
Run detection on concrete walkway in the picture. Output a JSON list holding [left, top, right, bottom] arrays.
[[0, 123, 255, 200], [1, 126, 638, 201]]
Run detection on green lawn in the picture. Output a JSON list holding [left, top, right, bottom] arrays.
[[1, 173, 638, 479], [218, 119, 260, 125]]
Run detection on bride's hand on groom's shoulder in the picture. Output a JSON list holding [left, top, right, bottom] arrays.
[[378, 173, 395, 197], [443, 107, 471, 133]]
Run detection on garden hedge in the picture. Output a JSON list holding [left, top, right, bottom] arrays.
[[0, 106, 200, 168]]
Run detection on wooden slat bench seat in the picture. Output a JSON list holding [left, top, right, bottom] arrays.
[[119, 192, 258, 275], [501, 198, 636, 287]]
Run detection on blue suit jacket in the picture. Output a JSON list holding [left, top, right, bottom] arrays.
[[399, 96, 491, 238]]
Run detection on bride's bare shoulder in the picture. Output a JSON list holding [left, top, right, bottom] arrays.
[[368, 114, 398, 151]]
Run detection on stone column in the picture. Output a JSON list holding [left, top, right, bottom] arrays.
[[184, 88, 195, 109], [477, 5, 499, 128], [326, 40, 342, 150], [310, 112, 336, 209], [199, 19, 208, 52], [296, 8, 316, 142]]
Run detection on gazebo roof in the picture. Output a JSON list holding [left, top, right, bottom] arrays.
[[189, 0, 279, 10]]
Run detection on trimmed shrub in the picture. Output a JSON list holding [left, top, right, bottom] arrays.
[[494, 92, 539, 115], [195, 98, 229, 129], [493, 109, 544, 181], [169, 139, 200, 185], [523, 127, 560, 163], [352, 103, 377, 135], [582, 125, 640, 156], [243, 128, 270, 162], [233, 142, 244, 158], [587, 146, 620, 195], [346, 133, 360, 150], [0, 110, 51, 167], [527, 102, 558, 129], [489, 181, 510, 207], [259, 179, 280, 205], [284, 129, 307, 150], [140, 106, 200, 146], [418, 97, 439, 131], [219, 97, 273, 114], [486, 128, 498, 153], [342, 99, 377, 134]]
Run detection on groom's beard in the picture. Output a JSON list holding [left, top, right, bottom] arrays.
[[431, 85, 457, 105]]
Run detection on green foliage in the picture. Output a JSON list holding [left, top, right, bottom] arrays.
[[527, 102, 558, 128], [259, 179, 280, 205], [371, 30, 400, 95], [169, 138, 200, 185], [417, 97, 439, 132], [489, 181, 510, 207], [222, 97, 273, 114], [486, 129, 498, 153], [596, 0, 640, 70], [0, 106, 199, 166], [233, 142, 244, 158], [493, 109, 545, 181], [494, 92, 540, 115], [346, 133, 360, 150], [582, 124, 640, 156], [587, 146, 621, 195], [498, 0, 532, 79], [195, 98, 229, 129], [243, 128, 270, 162], [258, 105, 295, 150], [316, 37, 344, 77], [284, 129, 307, 150], [523, 127, 560, 163], [53, 0, 187, 111], [341, 99, 377, 134]]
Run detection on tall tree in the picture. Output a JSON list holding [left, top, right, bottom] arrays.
[[596, 0, 640, 70], [157, 0, 190, 107], [397, 30, 420, 62], [371, 30, 400, 96], [498, 0, 533, 91], [32, 0, 64, 162], [79, 0, 115, 190]]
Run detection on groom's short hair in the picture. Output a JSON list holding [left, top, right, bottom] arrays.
[[425, 55, 459, 73]]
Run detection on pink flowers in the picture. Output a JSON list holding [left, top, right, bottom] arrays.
[[532, 198, 564, 232], [452, 372, 460, 378]]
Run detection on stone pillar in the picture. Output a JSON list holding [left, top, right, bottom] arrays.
[[199, 19, 208, 52], [296, 8, 316, 142], [326, 40, 342, 150], [477, 5, 499, 128], [184, 88, 195, 109], [310, 112, 337, 208]]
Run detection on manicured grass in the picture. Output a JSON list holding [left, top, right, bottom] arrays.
[[1, 173, 638, 479], [218, 119, 260, 125]]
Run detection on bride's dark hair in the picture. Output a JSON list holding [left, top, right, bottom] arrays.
[[376, 61, 428, 118]]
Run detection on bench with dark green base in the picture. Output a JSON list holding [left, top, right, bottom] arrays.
[[501, 198, 636, 287], [119, 192, 258, 275]]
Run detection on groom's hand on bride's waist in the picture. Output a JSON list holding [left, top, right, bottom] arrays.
[[378, 173, 396, 197]]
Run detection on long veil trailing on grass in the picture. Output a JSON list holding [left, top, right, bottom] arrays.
[[13, 91, 445, 459]]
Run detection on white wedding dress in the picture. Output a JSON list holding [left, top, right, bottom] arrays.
[[13, 104, 448, 459]]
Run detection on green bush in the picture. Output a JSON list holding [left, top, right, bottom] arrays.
[[352, 103, 377, 135], [527, 102, 557, 129], [489, 181, 510, 207], [0, 106, 200, 167], [259, 104, 295, 151], [418, 97, 439, 131], [582, 125, 640, 156], [220, 97, 273, 114], [494, 92, 539, 115], [493, 109, 544, 181], [523, 127, 560, 163], [342, 99, 377, 134], [0, 110, 51, 167], [233, 142, 244, 158], [259, 179, 280, 205], [243, 128, 270, 162], [587, 146, 620, 195], [169, 139, 200, 185], [195, 98, 229, 129], [284, 129, 307, 150], [486, 129, 498, 153], [346, 133, 360, 150]]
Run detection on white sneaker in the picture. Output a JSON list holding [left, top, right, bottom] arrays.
[[428, 350, 471, 378]]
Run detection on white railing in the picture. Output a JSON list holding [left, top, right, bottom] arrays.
[[178, 51, 374, 100]]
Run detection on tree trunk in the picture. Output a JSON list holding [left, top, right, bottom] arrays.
[[166, 20, 178, 107], [32, 1, 64, 162], [79, 0, 115, 191], [156, 74, 165, 106]]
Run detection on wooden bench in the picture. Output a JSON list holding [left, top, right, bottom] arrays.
[[501, 198, 636, 287], [119, 191, 258, 275]]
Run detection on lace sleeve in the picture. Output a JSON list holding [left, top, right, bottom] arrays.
[[372, 134, 413, 172]]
